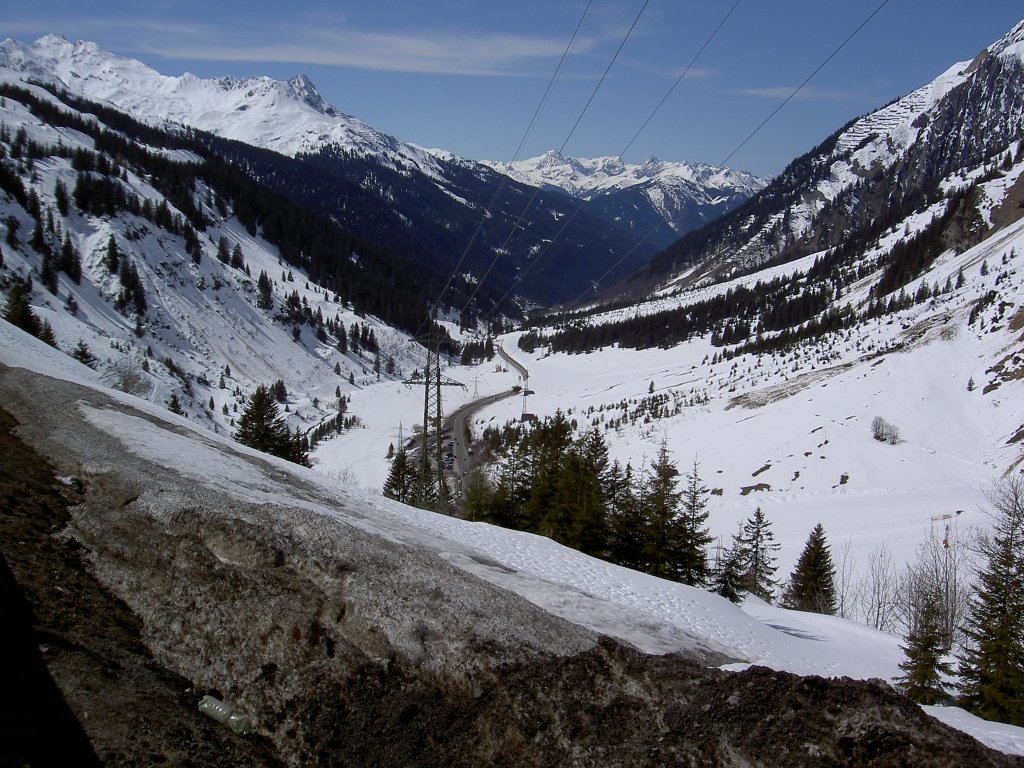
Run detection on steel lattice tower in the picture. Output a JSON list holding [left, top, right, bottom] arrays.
[[409, 313, 463, 513]]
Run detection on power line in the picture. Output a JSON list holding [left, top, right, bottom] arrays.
[[720, 0, 890, 168], [460, 0, 651, 316], [477, 0, 741, 324], [423, 1, 594, 339], [620, 0, 742, 159], [548, 0, 892, 319]]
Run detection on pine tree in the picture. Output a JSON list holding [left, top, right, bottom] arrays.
[[523, 410, 573, 535], [105, 234, 120, 273], [3, 280, 40, 336], [167, 393, 184, 415], [71, 339, 97, 368], [733, 507, 780, 601], [235, 384, 305, 464], [677, 458, 713, 586], [489, 440, 530, 529], [781, 523, 838, 614], [256, 270, 273, 309], [638, 443, 680, 578], [382, 448, 419, 505], [957, 478, 1024, 725], [217, 235, 230, 263], [607, 460, 644, 569], [710, 536, 744, 604], [546, 428, 609, 556], [897, 585, 954, 705], [288, 427, 311, 467]]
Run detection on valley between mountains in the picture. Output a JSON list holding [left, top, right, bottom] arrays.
[[3, 15, 1024, 767]]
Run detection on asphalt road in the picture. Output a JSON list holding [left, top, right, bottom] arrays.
[[445, 345, 531, 489], [496, 344, 529, 382]]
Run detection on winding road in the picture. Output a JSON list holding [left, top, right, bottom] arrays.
[[496, 343, 529, 382], [444, 345, 530, 491]]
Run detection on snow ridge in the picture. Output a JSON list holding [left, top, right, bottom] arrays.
[[0, 35, 442, 176], [489, 150, 764, 199]]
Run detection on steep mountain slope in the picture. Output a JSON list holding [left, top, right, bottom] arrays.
[[632, 19, 1024, 295], [0, 35, 657, 307], [0, 77, 427, 452], [486, 150, 767, 248]]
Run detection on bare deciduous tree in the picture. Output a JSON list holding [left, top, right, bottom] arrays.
[[100, 356, 150, 397], [861, 543, 901, 632], [871, 416, 900, 445]]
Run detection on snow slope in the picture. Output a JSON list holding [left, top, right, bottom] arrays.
[[1, 318, 1022, 755], [0, 76, 422, 450]]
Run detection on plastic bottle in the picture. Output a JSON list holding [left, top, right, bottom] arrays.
[[198, 694, 254, 735]]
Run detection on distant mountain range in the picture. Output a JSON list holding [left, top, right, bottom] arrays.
[[0, 35, 765, 301], [485, 151, 767, 248]]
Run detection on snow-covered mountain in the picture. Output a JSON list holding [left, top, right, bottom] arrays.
[[486, 150, 767, 247], [0, 35, 660, 306], [640, 18, 1024, 291], [0, 76, 429, 451], [0, 34, 442, 175], [6, 19, 1024, 758]]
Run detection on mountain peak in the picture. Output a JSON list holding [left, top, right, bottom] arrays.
[[35, 32, 70, 47], [0, 36, 440, 174], [991, 18, 1024, 59], [286, 73, 337, 117]]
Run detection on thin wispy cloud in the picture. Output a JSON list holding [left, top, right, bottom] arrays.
[[149, 34, 576, 76], [730, 84, 859, 101], [6, 13, 606, 77], [4, 17, 212, 42], [155, 19, 604, 77]]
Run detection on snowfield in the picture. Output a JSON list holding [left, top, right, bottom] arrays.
[[3, 319, 1024, 755]]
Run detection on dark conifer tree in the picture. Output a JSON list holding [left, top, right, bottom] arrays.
[[641, 441, 683, 580], [71, 339, 97, 368], [489, 440, 530, 530], [235, 384, 303, 465], [677, 458, 713, 586], [54, 178, 69, 216], [104, 234, 119, 273], [710, 538, 744, 604], [216, 235, 230, 263], [781, 523, 838, 614], [382, 447, 419, 505], [733, 507, 780, 602], [897, 585, 954, 705], [957, 478, 1024, 725], [256, 270, 273, 309], [3, 280, 40, 337], [607, 460, 644, 569], [60, 233, 81, 283], [523, 410, 573, 534]]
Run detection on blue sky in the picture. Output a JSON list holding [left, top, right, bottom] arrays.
[[5, 2, 1024, 176]]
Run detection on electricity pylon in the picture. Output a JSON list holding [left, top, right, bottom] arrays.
[[405, 311, 464, 513]]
